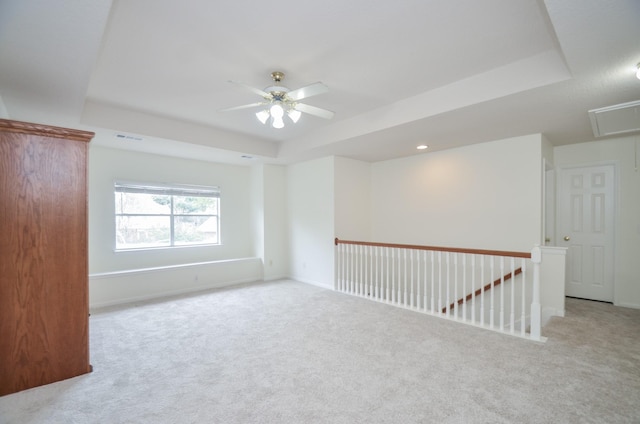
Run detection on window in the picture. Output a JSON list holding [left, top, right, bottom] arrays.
[[115, 182, 220, 250]]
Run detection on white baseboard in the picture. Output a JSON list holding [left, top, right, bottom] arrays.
[[542, 306, 565, 327], [614, 302, 640, 310], [289, 275, 333, 290], [263, 274, 289, 282]]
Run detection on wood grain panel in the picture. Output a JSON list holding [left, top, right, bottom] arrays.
[[0, 119, 92, 396]]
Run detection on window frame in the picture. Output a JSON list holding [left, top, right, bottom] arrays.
[[114, 181, 221, 251]]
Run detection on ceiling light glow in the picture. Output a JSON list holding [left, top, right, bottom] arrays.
[[270, 103, 284, 119], [417, 145, 429, 150]]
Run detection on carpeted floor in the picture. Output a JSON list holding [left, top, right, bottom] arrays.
[[1, 280, 639, 423]]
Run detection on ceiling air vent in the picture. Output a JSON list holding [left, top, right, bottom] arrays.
[[588, 100, 640, 137]]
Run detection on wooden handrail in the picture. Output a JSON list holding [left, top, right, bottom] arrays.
[[334, 238, 531, 259], [442, 267, 522, 313]]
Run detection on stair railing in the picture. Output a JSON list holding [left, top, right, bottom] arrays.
[[334, 238, 542, 341]]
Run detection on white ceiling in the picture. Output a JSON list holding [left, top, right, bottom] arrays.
[[1, 0, 639, 164]]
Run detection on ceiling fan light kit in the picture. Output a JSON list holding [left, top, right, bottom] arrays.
[[221, 71, 335, 129]]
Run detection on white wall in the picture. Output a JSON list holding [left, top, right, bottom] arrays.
[[262, 164, 289, 280], [88, 145, 260, 306], [0, 95, 8, 119], [554, 136, 640, 308], [287, 156, 335, 288], [371, 134, 544, 252], [334, 156, 371, 241], [90, 258, 262, 308], [89, 145, 254, 272], [250, 164, 265, 261]]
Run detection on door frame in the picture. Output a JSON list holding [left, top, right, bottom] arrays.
[[556, 160, 619, 303]]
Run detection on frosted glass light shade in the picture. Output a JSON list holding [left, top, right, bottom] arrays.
[[288, 109, 301, 123], [256, 110, 269, 124]]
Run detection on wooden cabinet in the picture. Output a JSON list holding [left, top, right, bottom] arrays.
[[0, 119, 94, 396]]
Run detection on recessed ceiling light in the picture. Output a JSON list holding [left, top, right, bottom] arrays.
[[636, 63, 640, 80], [417, 145, 428, 150]]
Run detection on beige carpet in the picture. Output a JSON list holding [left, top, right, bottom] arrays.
[[1, 280, 639, 423]]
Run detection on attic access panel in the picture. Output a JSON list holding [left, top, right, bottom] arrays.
[[588, 100, 640, 137]]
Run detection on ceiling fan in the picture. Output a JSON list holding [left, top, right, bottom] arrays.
[[220, 71, 335, 129]]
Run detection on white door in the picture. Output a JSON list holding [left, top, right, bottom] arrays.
[[558, 164, 615, 302]]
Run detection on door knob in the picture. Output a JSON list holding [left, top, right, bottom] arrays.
[[563, 236, 570, 241]]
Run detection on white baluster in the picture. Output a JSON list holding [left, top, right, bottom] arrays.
[[346, 244, 350, 293], [521, 259, 527, 337], [378, 247, 383, 300], [510, 257, 515, 334], [480, 255, 485, 327], [338, 244, 346, 292], [334, 243, 339, 291], [396, 249, 407, 305], [360, 244, 364, 296], [385, 247, 390, 303], [370, 245, 374, 297], [403, 249, 408, 307], [453, 253, 458, 320], [437, 251, 443, 315], [369, 245, 374, 298], [489, 256, 496, 328], [410, 249, 415, 308], [430, 251, 435, 313], [352, 244, 357, 295], [374, 246, 379, 300], [391, 248, 396, 304], [361, 245, 365, 297], [354, 244, 358, 295], [364, 246, 371, 297], [471, 255, 476, 324], [416, 249, 420, 310], [358, 244, 362, 296], [499, 256, 505, 332], [462, 254, 467, 322], [363, 245, 368, 297], [445, 251, 450, 316], [351, 244, 356, 294], [344, 244, 348, 293], [423, 250, 428, 312], [382, 246, 387, 302], [530, 245, 542, 341]]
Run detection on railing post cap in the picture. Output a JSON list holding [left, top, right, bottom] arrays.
[[531, 244, 542, 263]]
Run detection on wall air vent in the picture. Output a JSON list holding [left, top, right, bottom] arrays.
[[115, 133, 144, 141], [588, 100, 640, 138]]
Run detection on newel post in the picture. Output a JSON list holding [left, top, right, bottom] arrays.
[[530, 245, 542, 341]]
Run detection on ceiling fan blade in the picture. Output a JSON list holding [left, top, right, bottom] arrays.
[[228, 80, 271, 98], [286, 82, 329, 101], [219, 102, 267, 112], [295, 103, 335, 119]]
